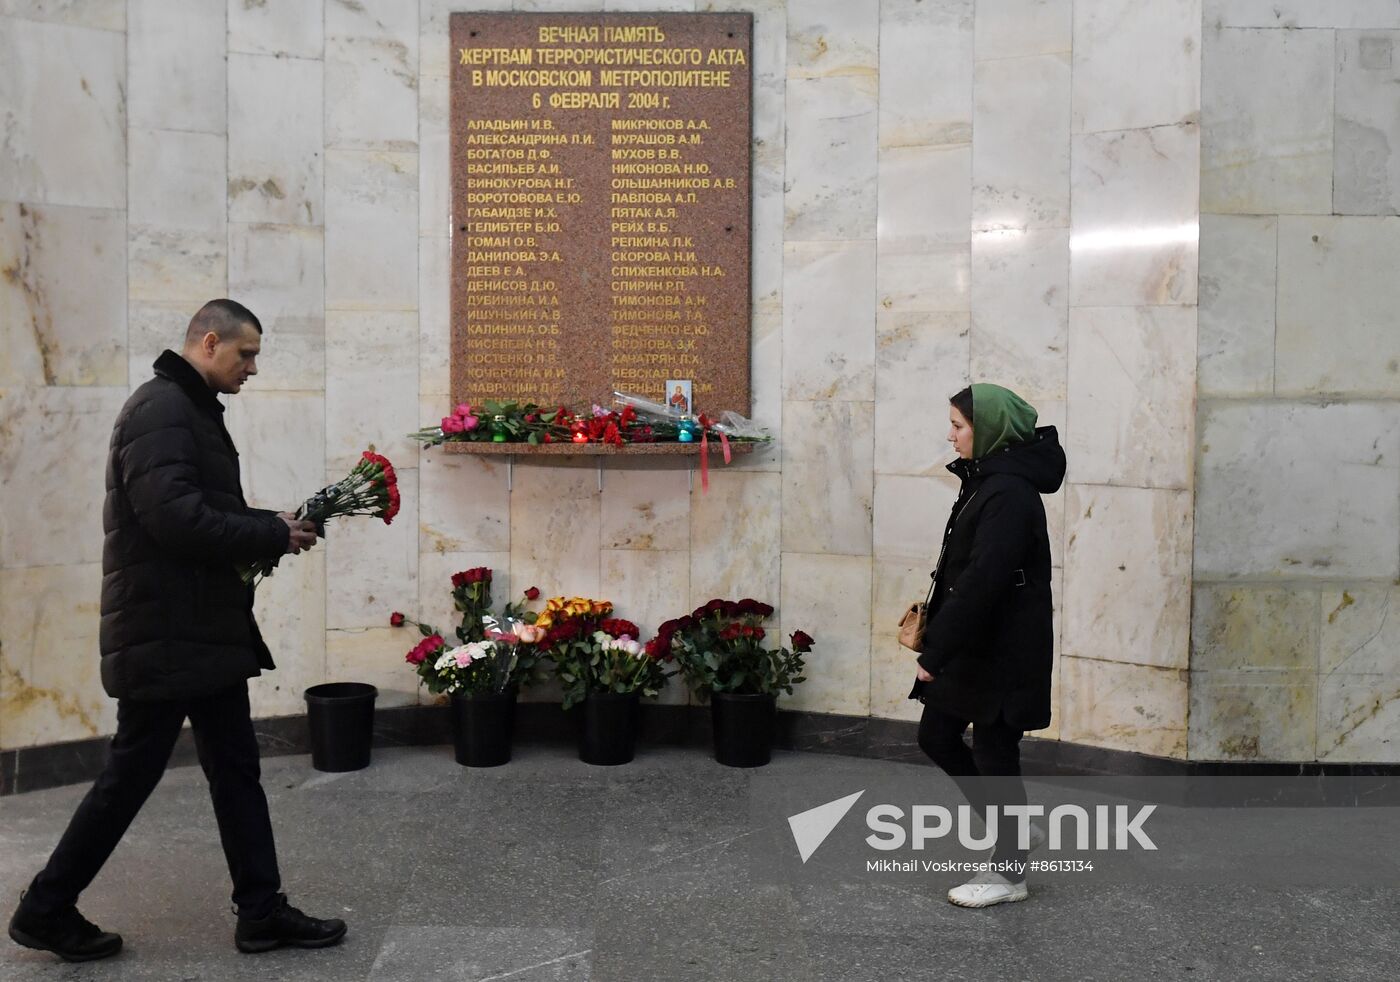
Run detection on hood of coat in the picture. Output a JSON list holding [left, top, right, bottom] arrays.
[[948, 425, 1066, 495]]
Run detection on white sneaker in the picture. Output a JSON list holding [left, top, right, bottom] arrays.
[[947, 872, 1029, 908]]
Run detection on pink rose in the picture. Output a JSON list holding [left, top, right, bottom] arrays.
[[455, 403, 473, 417], [461, 414, 479, 431], [441, 415, 464, 434]]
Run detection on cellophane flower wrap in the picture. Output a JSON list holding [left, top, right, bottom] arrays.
[[238, 450, 400, 586], [535, 598, 669, 709], [393, 569, 546, 696], [648, 598, 811, 699]]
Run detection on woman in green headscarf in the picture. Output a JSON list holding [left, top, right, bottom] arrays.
[[910, 383, 1066, 908]]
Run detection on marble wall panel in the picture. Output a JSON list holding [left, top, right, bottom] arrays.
[[786, 0, 876, 81], [127, 0, 224, 134], [0, 17, 124, 208], [1335, 30, 1400, 215], [325, 151, 419, 312], [128, 127, 227, 305], [600, 548, 689, 704], [0, 203, 126, 387], [228, 54, 324, 227], [326, 0, 419, 152], [0, 0, 124, 31], [878, 0, 973, 149], [1206, 0, 1400, 29], [249, 549, 327, 718], [869, 632, 921, 724], [1071, 0, 1201, 134], [880, 144, 973, 248], [325, 628, 421, 707], [599, 459, 691, 552], [1317, 674, 1400, 762], [1188, 671, 1317, 761], [1275, 215, 1400, 397], [418, 238, 449, 399], [604, 0, 695, 10], [125, 302, 190, 391], [0, 386, 126, 568], [876, 245, 972, 317], [1062, 484, 1192, 670], [1059, 656, 1188, 758], [781, 400, 874, 556], [872, 474, 955, 565], [974, 0, 1070, 61], [419, 452, 511, 555], [872, 559, 931, 643], [509, 462, 602, 603], [1191, 585, 1320, 672], [1069, 124, 1199, 308], [1194, 402, 1400, 580], [418, 71, 449, 240], [1067, 305, 1196, 490], [972, 53, 1071, 232], [223, 391, 328, 514], [784, 76, 878, 240], [873, 311, 969, 477], [780, 552, 871, 716], [1197, 214, 1275, 397], [745, 300, 783, 472], [781, 240, 876, 401], [969, 227, 1069, 406], [1201, 26, 1333, 214], [1320, 586, 1400, 676], [229, 0, 323, 59], [324, 310, 420, 471], [326, 467, 419, 630], [689, 469, 780, 606], [227, 223, 325, 392], [512, 0, 598, 11], [0, 564, 113, 747]]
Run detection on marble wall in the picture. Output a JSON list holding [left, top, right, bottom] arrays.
[[1193, 1, 1400, 763], [3, 0, 1208, 761]]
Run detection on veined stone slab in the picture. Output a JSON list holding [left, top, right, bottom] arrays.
[[228, 223, 325, 392], [1059, 656, 1188, 758], [1192, 585, 1321, 672], [1194, 402, 1400, 579], [970, 227, 1069, 408], [1201, 26, 1333, 214], [781, 552, 872, 717], [325, 469, 419, 631], [1335, 30, 1400, 215], [1188, 670, 1317, 761], [1276, 215, 1400, 396], [1197, 214, 1275, 397], [325, 310, 420, 471], [690, 469, 780, 605], [975, 0, 1070, 61], [879, 0, 972, 149], [229, 54, 324, 227], [785, 76, 878, 240], [972, 53, 1071, 232], [128, 0, 224, 133], [782, 240, 876, 402], [1071, 0, 1200, 134], [326, 0, 419, 151], [781, 399, 874, 557]]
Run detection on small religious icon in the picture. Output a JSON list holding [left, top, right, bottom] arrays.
[[666, 379, 692, 416]]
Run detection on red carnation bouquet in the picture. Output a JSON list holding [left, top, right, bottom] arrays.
[[238, 449, 400, 585]]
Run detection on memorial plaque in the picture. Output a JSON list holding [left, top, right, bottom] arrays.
[[449, 12, 752, 418]]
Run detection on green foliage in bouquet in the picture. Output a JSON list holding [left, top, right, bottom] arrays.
[[647, 598, 812, 699], [533, 597, 670, 709]]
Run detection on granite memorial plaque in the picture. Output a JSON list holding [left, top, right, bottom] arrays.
[[449, 12, 752, 418]]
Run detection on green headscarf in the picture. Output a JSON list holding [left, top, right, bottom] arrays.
[[971, 383, 1038, 458]]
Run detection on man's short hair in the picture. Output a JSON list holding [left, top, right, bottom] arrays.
[[185, 299, 262, 345]]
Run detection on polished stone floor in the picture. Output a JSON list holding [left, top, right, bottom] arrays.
[[0, 744, 1396, 981]]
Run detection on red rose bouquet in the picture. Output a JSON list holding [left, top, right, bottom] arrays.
[[649, 598, 811, 698], [239, 449, 400, 585]]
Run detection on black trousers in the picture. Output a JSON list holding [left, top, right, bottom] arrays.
[[917, 703, 1029, 871], [22, 682, 281, 920]]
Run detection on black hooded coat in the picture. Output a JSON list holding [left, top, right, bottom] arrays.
[[909, 426, 1066, 730], [98, 350, 290, 701]]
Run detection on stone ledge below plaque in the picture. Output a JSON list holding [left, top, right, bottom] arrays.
[[442, 441, 760, 456]]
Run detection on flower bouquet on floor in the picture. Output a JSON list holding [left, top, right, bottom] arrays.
[[238, 450, 400, 586], [648, 598, 813, 767], [392, 568, 545, 766], [535, 597, 670, 765]]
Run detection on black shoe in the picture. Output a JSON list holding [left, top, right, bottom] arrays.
[[234, 894, 346, 954], [8, 902, 122, 962]]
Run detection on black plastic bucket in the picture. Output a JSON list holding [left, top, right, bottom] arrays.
[[450, 690, 516, 767], [711, 692, 776, 767], [304, 682, 378, 772], [577, 691, 640, 765]]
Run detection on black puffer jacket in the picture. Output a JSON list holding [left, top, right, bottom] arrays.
[[99, 351, 290, 701], [909, 426, 1066, 730]]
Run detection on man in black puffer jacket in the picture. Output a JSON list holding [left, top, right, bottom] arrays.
[[9, 300, 346, 962]]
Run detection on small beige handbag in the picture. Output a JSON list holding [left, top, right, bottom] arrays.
[[896, 578, 936, 652]]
